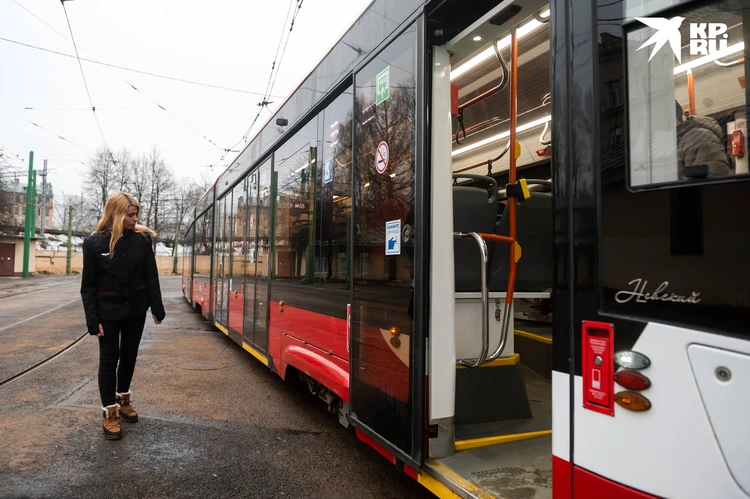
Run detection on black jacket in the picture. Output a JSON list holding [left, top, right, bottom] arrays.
[[80, 230, 166, 334]]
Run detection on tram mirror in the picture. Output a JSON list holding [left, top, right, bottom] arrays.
[[623, 0, 749, 189]]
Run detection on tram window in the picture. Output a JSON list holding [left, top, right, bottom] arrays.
[[272, 119, 318, 282], [316, 86, 353, 287], [194, 212, 212, 278], [625, 0, 749, 188]]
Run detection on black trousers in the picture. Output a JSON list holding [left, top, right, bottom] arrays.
[[97, 313, 147, 406]]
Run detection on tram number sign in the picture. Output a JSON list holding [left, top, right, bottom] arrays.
[[376, 66, 390, 104], [376, 141, 389, 174]]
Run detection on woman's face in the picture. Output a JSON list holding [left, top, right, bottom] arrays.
[[123, 206, 138, 230]]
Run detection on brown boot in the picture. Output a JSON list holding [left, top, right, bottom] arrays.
[[101, 404, 122, 440], [116, 390, 138, 423]]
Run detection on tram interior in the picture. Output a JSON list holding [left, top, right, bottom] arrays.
[[434, 1, 555, 494]]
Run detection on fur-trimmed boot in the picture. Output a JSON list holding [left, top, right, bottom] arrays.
[[102, 404, 122, 440], [116, 390, 138, 423]]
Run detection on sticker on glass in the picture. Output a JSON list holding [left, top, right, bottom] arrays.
[[323, 158, 334, 185], [385, 219, 401, 256]]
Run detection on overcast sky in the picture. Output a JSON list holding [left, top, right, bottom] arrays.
[[0, 0, 372, 200]]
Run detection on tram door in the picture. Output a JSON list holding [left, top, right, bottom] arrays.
[[349, 21, 425, 466], [243, 160, 271, 354], [214, 193, 230, 326]]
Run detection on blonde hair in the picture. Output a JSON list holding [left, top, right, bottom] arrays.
[[95, 192, 156, 256]]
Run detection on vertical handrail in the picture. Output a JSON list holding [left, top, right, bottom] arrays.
[[454, 232, 489, 368], [485, 25, 520, 363]]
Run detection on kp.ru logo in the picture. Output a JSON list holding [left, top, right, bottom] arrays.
[[636, 17, 729, 63]]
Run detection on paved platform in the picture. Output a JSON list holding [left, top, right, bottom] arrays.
[[0, 275, 432, 498]]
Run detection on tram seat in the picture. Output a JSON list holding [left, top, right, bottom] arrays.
[[489, 191, 552, 292], [453, 175, 498, 292]]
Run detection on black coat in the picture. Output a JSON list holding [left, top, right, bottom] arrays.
[[80, 230, 166, 335]]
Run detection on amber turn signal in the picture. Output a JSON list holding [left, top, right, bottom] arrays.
[[615, 391, 651, 412], [389, 327, 398, 336], [614, 370, 651, 391]]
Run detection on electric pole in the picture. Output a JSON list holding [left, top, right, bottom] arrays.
[[40, 160, 48, 236], [30, 170, 37, 236], [22, 151, 34, 279], [66, 206, 73, 275], [173, 207, 180, 274]]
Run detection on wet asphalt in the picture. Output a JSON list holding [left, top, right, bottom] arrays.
[[0, 275, 434, 499]]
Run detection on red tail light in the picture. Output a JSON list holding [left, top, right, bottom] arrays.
[[614, 370, 651, 391]]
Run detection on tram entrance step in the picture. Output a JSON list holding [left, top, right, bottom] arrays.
[[455, 365, 551, 443], [427, 435, 552, 499]]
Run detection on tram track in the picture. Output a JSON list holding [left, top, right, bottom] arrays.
[[0, 297, 80, 334], [0, 330, 88, 389], [0, 280, 79, 300]]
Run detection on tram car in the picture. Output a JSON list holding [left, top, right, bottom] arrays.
[[181, 0, 750, 497]]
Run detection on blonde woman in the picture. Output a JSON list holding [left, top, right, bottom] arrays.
[[80, 192, 166, 440]]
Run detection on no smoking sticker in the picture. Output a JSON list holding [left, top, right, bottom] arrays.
[[376, 141, 389, 174]]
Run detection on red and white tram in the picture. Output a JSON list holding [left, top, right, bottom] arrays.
[[181, 0, 750, 496]]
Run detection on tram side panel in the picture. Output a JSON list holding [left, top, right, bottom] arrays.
[[558, 1, 750, 497]]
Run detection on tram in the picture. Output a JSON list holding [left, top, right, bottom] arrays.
[[181, 0, 750, 497]]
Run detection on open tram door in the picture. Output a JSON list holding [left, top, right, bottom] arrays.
[[347, 19, 428, 471]]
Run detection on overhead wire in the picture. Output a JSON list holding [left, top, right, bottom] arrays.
[[56, 1, 227, 153], [0, 140, 25, 166], [0, 103, 94, 154], [9, 0, 278, 98], [0, 113, 88, 166], [11, 1, 251, 162], [0, 35, 280, 98], [268, 0, 305, 103], [214, 0, 304, 171], [60, 0, 116, 165]]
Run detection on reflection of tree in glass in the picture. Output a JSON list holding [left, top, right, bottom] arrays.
[[356, 84, 415, 243], [276, 146, 314, 279]]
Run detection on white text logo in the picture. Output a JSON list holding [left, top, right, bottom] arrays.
[[614, 278, 701, 305], [636, 17, 729, 63]]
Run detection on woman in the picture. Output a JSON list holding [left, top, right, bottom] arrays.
[[80, 192, 166, 440]]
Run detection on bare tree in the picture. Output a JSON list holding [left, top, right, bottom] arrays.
[[130, 153, 150, 208], [112, 148, 132, 193], [85, 147, 117, 218], [144, 146, 174, 233]]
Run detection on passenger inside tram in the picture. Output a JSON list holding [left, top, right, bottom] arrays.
[[675, 100, 732, 179]]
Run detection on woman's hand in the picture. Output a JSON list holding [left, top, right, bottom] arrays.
[[152, 314, 161, 325], [97, 324, 104, 337]]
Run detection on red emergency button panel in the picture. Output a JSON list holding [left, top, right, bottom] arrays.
[[582, 321, 614, 416]]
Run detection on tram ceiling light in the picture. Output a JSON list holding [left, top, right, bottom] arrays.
[[450, 9, 550, 81], [452, 114, 552, 157], [473, 35, 483, 41], [674, 42, 745, 74]]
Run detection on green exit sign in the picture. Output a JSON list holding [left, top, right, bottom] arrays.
[[376, 66, 390, 105]]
